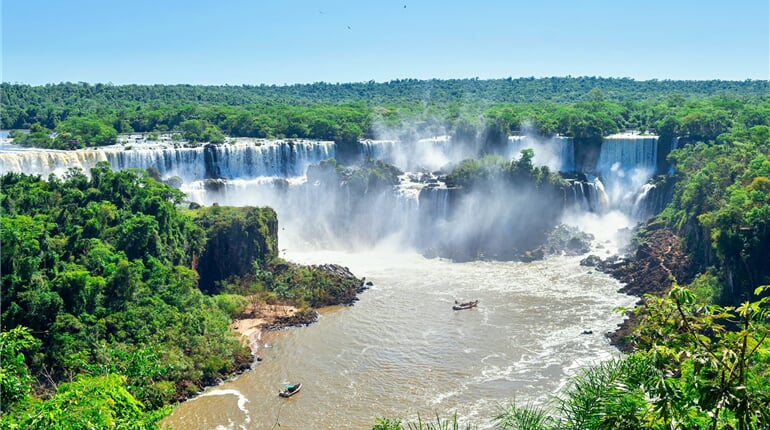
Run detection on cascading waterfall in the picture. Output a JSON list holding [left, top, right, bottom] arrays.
[[0, 132, 673, 253], [0, 139, 336, 182], [616, 135, 680, 220], [591, 133, 659, 219], [506, 135, 575, 172], [596, 134, 658, 173], [0, 147, 110, 177], [566, 178, 609, 213], [358, 136, 459, 172]]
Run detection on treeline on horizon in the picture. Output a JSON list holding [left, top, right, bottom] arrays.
[[3, 77, 769, 150], [4, 77, 768, 107]]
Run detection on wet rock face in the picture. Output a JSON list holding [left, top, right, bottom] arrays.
[[194, 206, 279, 294], [546, 224, 594, 256], [603, 225, 697, 352], [307, 263, 368, 306], [606, 226, 695, 297], [580, 255, 603, 267]]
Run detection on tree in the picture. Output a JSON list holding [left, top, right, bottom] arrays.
[[114, 214, 160, 260], [10, 123, 53, 147], [0, 326, 39, 411], [104, 259, 141, 310], [203, 125, 225, 143], [632, 286, 770, 430], [10, 374, 164, 430], [55, 115, 117, 147], [178, 119, 204, 143]]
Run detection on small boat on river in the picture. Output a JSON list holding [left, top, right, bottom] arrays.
[[278, 383, 301, 397], [453, 300, 479, 310]]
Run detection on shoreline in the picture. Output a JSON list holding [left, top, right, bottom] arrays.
[[229, 302, 303, 358], [602, 224, 695, 352]]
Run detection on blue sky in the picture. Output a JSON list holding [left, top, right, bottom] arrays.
[[2, 0, 768, 85]]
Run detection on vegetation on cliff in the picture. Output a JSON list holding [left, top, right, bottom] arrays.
[[0, 166, 363, 428], [190, 205, 279, 295], [660, 127, 770, 304], [190, 203, 365, 310], [431, 149, 569, 261], [0, 167, 250, 426]]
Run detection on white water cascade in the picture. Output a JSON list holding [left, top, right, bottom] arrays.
[[505, 135, 575, 172], [0, 132, 671, 251], [0, 138, 335, 183], [359, 136, 470, 172], [592, 133, 659, 217]]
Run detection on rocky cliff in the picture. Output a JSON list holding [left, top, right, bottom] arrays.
[[601, 221, 696, 351], [193, 206, 279, 294]]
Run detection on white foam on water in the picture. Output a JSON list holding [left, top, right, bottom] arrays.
[[196, 388, 251, 428]]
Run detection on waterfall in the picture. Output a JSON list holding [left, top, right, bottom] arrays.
[[668, 137, 679, 174], [0, 148, 108, 177], [631, 183, 657, 220], [0, 139, 336, 182], [418, 184, 452, 221], [110, 140, 336, 181], [1, 133, 676, 256], [566, 177, 609, 213], [359, 139, 399, 163], [595, 134, 657, 174], [359, 136, 457, 171], [591, 134, 659, 218], [506, 135, 574, 172], [629, 178, 675, 222]]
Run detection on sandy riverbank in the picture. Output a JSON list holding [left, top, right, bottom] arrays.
[[229, 302, 299, 356]]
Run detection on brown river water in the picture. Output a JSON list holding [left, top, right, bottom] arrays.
[[163, 247, 636, 430]]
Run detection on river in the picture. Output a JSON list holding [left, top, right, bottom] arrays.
[[163, 244, 637, 429]]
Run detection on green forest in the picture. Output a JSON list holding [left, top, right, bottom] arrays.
[[3, 78, 769, 150], [0, 165, 362, 428], [1, 78, 769, 429]]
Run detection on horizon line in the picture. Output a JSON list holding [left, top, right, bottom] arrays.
[[3, 75, 768, 87]]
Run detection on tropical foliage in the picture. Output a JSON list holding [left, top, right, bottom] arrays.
[[660, 124, 770, 303], [0, 164, 366, 428], [0, 167, 251, 426]]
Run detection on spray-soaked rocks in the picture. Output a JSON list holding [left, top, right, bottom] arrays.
[[309, 263, 370, 305], [580, 255, 604, 267], [545, 224, 594, 256]]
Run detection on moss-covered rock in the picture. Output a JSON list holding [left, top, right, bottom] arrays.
[[193, 206, 278, 294]]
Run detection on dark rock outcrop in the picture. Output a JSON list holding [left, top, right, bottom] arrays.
[[194, 206, 279, 294], [262, 308, 319, 331], [546, 224, 594, 256], [309, 263, 369, 306], [580, 255, 603, 267], [602, 223, 696, 351]]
